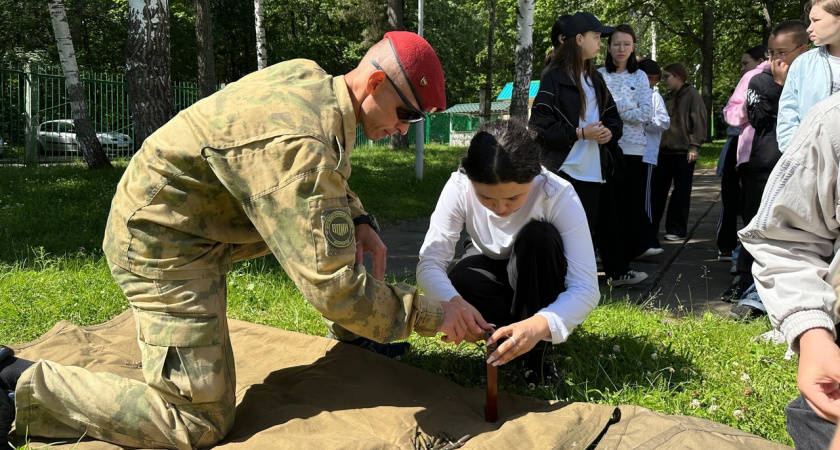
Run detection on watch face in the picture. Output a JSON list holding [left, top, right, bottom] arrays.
[[369, 214, 380, 233]]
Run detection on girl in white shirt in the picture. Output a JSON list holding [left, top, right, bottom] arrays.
[[417, 119, 599, 384], [599, 24, 658, 260]]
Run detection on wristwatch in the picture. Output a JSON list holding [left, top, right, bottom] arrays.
[[353, 214, 380, 233]]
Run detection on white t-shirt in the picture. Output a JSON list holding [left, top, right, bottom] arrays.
[[829, 54, 840, 94], [416, 168, 600, 344], [560, 74, 603, 183]]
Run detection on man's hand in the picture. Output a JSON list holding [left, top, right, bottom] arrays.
[[354, 224, 387, 280], [771, 58, 791, 86], [438, 296, 491, 344], [798, 328, 840, 423], [687, 149, 699, 163]]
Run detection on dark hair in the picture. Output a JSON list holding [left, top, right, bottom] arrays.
[[773, 19, 810, 47], [638, 59, 661, 77], [663, 63, 688, 83], [605, 24, 639, 73], [744, 45, 767, 62], [551, 34, 604, 119], [550, 15, 572, 49], [461, 119, 543, 185]]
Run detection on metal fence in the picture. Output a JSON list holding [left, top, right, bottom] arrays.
[[0, 63, 471, 164], [0, 63, 204, 164]]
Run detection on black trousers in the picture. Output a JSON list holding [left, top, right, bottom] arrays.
[[448, 221, 567, 326], [558, 172, 629, 279], [735, 169, 769, 281], [618, 155, 660, 258], [651, 153, 696, 238], [716, 136, 741, 253]]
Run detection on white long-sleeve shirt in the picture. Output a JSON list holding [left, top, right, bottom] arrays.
[[643, 90, 671, 166], [416, 168, 600, 344]]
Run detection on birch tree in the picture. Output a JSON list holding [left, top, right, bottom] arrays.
[[195, 0, 215, 99], [509, 0, 533, 121], [126, 0, 174, 150], [255, 0, 267, 70], [48, 0, 111, 169]]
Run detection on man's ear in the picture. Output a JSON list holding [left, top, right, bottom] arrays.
[[366, 71, 386, 95]]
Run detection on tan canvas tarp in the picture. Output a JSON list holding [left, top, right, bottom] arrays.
[[9, 311, 790, 449]]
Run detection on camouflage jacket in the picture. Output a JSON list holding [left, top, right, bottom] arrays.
[[103, 60, 443, 341]]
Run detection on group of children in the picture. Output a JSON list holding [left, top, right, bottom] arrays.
[[416, 3, 840, 448], [415, 10, 704, 392]]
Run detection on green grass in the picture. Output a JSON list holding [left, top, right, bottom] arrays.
[[0, 140, 797, 447], [698, 140, 724, 169]]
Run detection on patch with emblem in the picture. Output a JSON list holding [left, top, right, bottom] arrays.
[[322, 208, 354, 249]]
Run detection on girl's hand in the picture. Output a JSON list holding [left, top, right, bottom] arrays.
[[485, 316, 551, 367], [593, 125, 612, 144], [687, 150, 699, 163]]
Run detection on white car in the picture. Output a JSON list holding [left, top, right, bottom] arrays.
[[37, 119, 133, 155]]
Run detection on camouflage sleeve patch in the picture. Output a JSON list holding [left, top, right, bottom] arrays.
[[310, 198, 357, 263], [321, 208, 354, 254]]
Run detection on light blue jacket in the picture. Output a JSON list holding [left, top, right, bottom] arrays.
[[777, 46, 833, 152]]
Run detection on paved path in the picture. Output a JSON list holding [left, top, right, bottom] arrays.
[[374, 167, 736, 318]]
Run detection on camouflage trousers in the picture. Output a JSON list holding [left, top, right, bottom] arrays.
[[14, 262, 237, 449]]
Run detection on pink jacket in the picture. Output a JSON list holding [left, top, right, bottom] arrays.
[[722, 61, 770, 165]]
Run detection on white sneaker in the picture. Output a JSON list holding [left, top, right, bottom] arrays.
[[636, 247, 664, 259], [611, 270, 648, 286], [664, 234, 685, 241]]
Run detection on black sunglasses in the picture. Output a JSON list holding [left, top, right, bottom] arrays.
[[370, 59, 425, 124]]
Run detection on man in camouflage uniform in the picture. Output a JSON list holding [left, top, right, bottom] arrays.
[[0, 32, 490, 449]]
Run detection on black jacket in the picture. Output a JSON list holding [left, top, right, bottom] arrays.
[[745, 68, 783, 177], [529, 66, 624, 182]]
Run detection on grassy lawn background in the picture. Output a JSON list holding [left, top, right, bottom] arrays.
[[0, 141, 798, 446]]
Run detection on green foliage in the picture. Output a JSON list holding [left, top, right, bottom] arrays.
[[346, 143, 465, 224]]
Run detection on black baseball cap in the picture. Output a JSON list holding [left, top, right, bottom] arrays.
[[562, 12, 614, 40]]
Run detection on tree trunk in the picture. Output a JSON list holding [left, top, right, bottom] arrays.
[[195, 0, 215, 99], [481, 0, 497, 125], [387, 0, 404, 30], [389, 0, 409, 150], [700, 3, 714, 141], [760, 0, 775, 39], [254, 0, 267, 70], [48, 0, 111, 169], [509, 0, 534, 121], [126, 0, 175, 151]]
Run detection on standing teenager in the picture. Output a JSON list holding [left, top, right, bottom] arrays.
[[716, 45, 768, 268], [638, 59, 671, 257], [417, 119, 599, 385], [777, 0, 840, 152], [598, 24, 658, 260], [650, 63, 708, 241], [530, 12, 648, 286]]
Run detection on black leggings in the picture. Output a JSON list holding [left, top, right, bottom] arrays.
[[448, 221, 567, 326]]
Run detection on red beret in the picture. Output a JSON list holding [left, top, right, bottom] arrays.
[[384, 31, 446, 113]]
